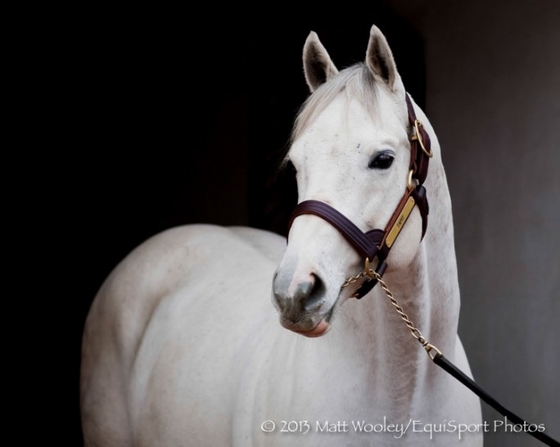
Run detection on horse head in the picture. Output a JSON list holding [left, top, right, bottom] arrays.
[[273, 25, 426, 337]]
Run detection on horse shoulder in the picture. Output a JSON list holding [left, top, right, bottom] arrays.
[[81, 224, 285, 446]]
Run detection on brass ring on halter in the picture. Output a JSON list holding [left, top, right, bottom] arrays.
[[364, 258, 375, 278], [413, 119, 433, 158], [406, 169, 415, 191]]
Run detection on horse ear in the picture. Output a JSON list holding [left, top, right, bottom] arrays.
[[303, 31, 339, 92], [365, 25, 400, 90]]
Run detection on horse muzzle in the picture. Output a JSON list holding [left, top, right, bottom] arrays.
[[272, 270, 334, 337]]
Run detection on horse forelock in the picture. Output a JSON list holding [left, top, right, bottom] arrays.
[[291, 63, 380, 145]]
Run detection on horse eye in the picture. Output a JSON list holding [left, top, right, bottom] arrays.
[[368, 152, 395, 170]]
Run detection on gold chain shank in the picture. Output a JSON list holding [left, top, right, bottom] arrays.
[[342, 260, 443, 360]]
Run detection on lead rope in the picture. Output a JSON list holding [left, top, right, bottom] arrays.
[[342, 260, 559, 447]]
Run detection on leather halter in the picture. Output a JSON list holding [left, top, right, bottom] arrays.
[[288, 93, 432, 298]]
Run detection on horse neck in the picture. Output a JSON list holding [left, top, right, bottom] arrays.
[[384, 156, 460, 353], [344, 157, 460, 418]]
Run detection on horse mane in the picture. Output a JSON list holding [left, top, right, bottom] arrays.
[[291, 63, 380, 144]]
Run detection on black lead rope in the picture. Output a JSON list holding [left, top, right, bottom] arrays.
[[432, 354, 559, 447]]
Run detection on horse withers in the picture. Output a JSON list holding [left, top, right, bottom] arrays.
[[81, 25, 482, 447]]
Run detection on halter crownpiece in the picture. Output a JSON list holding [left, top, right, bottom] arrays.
[[288, 93, 432, 298]]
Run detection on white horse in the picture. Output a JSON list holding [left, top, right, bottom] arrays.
[[81, 25, 482, 446]]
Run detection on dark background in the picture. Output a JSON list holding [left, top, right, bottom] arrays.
[[67, 5, 425, 445]]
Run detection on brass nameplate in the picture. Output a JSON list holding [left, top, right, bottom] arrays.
[[385, 196, 416, 248]]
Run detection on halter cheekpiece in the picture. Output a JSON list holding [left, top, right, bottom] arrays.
[[288, 93, 433, 298]]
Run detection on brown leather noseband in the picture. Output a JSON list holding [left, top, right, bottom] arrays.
[[288, 94, 432, 298]]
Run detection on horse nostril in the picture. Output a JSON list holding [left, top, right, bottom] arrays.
[[273, 271, 327, 319], [304, 273, 326, 311], [292, 281, 313, 306]]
